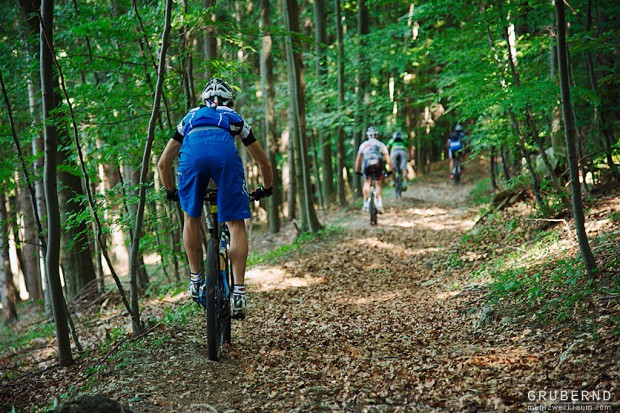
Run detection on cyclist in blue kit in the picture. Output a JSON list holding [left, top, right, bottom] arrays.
[[158, 78, 273, 318]]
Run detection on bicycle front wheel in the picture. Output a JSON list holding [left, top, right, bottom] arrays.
[[205, 238, 222, 361]]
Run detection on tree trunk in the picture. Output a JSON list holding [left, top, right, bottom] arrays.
[[203, 0, 217, 79], [555, 0, 596, 275], [17, 185, 42, 301], [282, 0, 322, 233], [41, 0, 73, 366], [490, 145, 498, 191], [57, 135, 96, 299], [0, 193, 18, 324], [260, 0, 282, 233], [129, 0, 173, 334], [334, 0, 347, 206], [500, 145, 511, 181], [354, 0, 370, 198], [287, 127, 297, 220], [313, 0, 334, 205]]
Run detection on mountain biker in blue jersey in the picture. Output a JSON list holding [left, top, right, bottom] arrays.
[[387, 131, 409, 189], [354, 126, 393, 212], [158, 78, 273, 319], [448, 124, 465, 179]]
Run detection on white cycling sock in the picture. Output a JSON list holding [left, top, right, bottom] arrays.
[[190, 272, 202, 283], [233, 284, 245, 296]]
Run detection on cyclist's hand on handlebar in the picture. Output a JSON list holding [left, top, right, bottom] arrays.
[[250, 185, 273, 201], [165, 187, 179, 202], [383, 170, 393, 178]]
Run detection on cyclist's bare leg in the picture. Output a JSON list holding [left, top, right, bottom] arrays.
[[362, 178, 371, 200], [226, 220, 248, 285], [183, 214, 203, 273]]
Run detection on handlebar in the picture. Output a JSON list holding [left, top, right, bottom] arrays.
[[249, 185, 273, 202]]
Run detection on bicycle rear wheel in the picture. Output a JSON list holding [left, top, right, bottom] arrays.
[[395, 173, 402, 199], [453, 157, 461, 185], [205, 238, 222, 361], [369, 190, 378, 226]]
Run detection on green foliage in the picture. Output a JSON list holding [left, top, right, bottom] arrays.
[[487, 257, 604, 323], [468, 178, 493, 206], [0, 314, 55, 353]]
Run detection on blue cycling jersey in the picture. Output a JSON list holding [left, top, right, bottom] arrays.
[[173, 105, 255, 146]]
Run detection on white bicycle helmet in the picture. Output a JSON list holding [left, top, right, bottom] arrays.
[[366, 126, 379, 139], [392, 131, 403, 140], [455, 124, 463, 131], [201, 78, 236, 107]]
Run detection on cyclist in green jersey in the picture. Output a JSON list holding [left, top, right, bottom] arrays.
[[387, 131, 409, 185]]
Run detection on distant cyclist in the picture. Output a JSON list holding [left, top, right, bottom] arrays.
[[158, 78, 273, 319], [387, 131, 409, 188], [448, 124, 465, 179], [354, 126, 393, 212]]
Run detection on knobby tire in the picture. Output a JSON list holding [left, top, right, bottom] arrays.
[[453, 156, 462, 185], [205, 238, 221, 361], [224, 251, 232, 344], [395, 173, 402, 199], [369, 190, 378, 226]]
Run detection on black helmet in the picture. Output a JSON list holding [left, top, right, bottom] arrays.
[[392, 131, 403, 140], [201, 78, 236, 107]]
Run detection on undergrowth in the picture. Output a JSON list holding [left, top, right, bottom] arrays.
[[463, 194, 620, 332]]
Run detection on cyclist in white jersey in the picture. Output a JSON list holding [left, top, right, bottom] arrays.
[[354, 126, 393, 212]]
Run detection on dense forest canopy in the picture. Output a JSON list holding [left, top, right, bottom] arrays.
[[0, 0, 618, 362]]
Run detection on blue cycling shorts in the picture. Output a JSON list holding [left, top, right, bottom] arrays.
[[177, 132, 251, 221]]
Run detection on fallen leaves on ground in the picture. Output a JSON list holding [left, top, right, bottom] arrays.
[[2, 160, 618, 412]]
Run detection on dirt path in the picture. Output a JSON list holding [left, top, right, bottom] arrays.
[[94, 164, 540, 412], [3, 161, 618, 413], [69, 162, 615, 413]]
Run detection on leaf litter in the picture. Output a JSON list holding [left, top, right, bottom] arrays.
[[1, 160, 618, 412]]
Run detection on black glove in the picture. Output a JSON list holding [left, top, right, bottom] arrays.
[[165, 188, 179, 202], [251, 185, 273, 201], [355, 171, 363, 176], [383, 170, 393, 177]]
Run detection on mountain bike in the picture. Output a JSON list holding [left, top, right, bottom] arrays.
[[452, 150, 462, 185], [199, 187, 265, 361], [367, 168, 390, 226]]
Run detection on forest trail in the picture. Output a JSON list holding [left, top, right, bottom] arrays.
[[92, 161, 543, 412], [8, 160, 614, 413]]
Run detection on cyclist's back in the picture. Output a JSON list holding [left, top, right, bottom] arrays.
[[448, 126, 464, 154], [387, 131, 408, 175], [359, 137, 388, 178]]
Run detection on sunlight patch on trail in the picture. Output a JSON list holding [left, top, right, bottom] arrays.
[[352, 236, 445, 257], [351, 292, 399, 305], [246, 266, 326, 292]]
